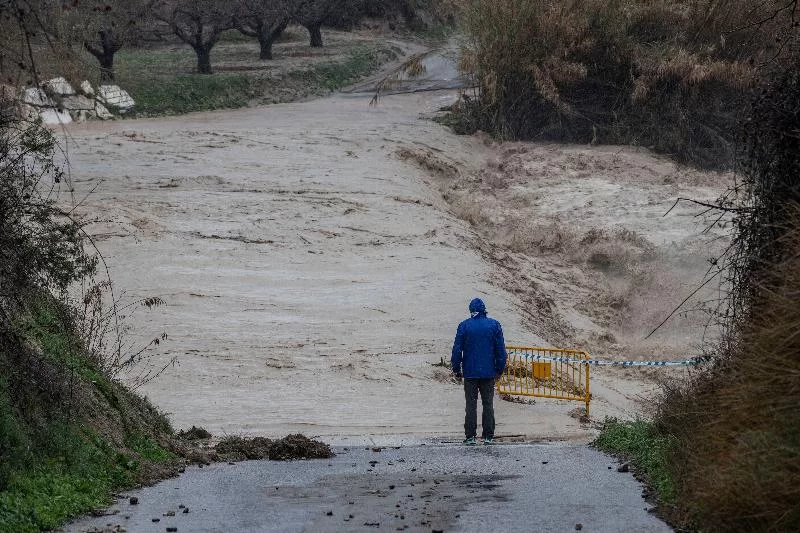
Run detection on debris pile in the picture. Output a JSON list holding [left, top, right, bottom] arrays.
[[177, 425, 212, 440], [215, 434, 333, 461]]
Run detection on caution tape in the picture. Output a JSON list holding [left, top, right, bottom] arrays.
[[507, 351, 712, 367]]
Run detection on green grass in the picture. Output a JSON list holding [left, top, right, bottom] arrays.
[[125, 433, 174, 463], [112, 39, 397, 116], [593, 417, 677, 504], [127, 73, 254, 116], [0, 420, 139, 532], [293, 45, 396, 91]]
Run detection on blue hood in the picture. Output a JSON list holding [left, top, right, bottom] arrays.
[[469, 298, 486, 316]]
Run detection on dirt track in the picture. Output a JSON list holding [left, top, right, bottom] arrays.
[[62, 80, 728, 442]]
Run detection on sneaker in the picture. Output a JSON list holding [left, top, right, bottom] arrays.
[[483, 437, 495, 445], [463, 437, 477, 446]]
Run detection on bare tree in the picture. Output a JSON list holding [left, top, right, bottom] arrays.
[[294, 0, 346, 48], [66, 1, 150, 81], [234, 0, 299, 60], [152, 0, 234, 74]]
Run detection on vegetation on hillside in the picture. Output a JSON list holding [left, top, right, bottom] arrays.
[[452, 0, 795, 168]]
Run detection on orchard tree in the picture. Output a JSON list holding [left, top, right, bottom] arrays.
[[74, 1, 150, 81], [153, 0, 234, 74], [234, 0, 299, 60], [294, 0, 347, 48]]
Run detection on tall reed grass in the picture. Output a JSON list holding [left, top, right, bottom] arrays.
[[456, 0, 790, 168]]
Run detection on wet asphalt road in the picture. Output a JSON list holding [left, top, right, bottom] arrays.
[[62, 443, 671, 533]]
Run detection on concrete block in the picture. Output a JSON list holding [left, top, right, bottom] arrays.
[[43, 76, 75, 96], [98, 85, 135, 112], [80, 80, 95, 97], [62, 95, 95, 110], [94, 101, 114, 120]]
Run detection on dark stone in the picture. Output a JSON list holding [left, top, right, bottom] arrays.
[[326, 511, 333, 516], [129, 497, 139, 505], [617, 463, 630, 473], [575, 524, 583, 531]]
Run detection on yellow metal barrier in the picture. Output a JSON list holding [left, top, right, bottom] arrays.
[[497, 346, 591, 417]]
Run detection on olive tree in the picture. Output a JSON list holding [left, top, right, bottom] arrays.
[[153, 0, 234, 74], [75, 0, 150, 81], [294, 0, 346, 48]]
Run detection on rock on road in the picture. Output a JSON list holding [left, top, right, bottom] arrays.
[[62, 443, 670, 533]]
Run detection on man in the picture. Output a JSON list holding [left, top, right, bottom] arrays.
[[451, 298, 507, 446]]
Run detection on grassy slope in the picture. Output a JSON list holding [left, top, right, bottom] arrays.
[[0, 298, 178, 532]]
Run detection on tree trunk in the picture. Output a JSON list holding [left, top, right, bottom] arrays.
[[307, 23, 323, 48], [195, 46, 213, 74], [258, 33, 274, 60], [258, 21, 288, 60], [99, 53, 115, 82]]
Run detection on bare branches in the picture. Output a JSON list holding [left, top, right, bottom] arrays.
[[663, 197, 750, 217]]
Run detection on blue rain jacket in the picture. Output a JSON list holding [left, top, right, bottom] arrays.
[[451, 299, 507, 379]]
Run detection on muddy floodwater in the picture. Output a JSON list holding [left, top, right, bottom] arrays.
[[62, 88, 724, 443]]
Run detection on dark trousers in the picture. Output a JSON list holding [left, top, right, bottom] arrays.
[[464, 378, 496, 439]]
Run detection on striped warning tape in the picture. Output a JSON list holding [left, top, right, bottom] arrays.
[[507, 351, 712, 367]]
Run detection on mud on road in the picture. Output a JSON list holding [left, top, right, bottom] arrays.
[[61, 82, 729, 441]]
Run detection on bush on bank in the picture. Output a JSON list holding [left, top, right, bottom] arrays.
[[455, 0, 790, 168]]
